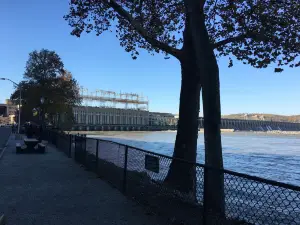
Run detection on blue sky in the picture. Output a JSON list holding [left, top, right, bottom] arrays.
[[0, 0, 299, 115]]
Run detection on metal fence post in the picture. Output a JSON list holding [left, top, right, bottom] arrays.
[[122, 145, 128, 194], [57, 134, 59, 149], [74, 135, 76, 160], [55, 132, 58, 147], [68, 134, 72, 158], [80, 135, 84, 164], [95, 140, 99, 173], [84, 136, 87, 166], [203, 166, 208, 225]]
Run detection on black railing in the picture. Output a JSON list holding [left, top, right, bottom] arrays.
[[47, 130, 300, 225]]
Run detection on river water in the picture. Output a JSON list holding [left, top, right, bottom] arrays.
[[88, 131, 300, 186]]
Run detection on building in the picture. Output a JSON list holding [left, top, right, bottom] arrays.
[[72, 106, 178, 131], [149, 112, 177, 126], [0, 99, 17, 124], [0, 116, 11, 125], [70, 88, 178, 130], [73, 106, 149, 126]]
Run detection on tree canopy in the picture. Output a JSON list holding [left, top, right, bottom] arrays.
[[11, 49, 81, 128], [24, 49, 65, 81], [65, 0, 300, 71], [64, 0, 300, 215]]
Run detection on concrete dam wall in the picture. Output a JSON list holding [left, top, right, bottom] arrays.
[[72, 118, 300, 132], [198, 118, 300, 131]]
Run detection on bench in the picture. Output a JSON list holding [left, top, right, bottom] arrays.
[[16, 142, 46, 154], [38, 143, 46, 153], [16, 143, 22, 153], [16, 143, 27, 154]]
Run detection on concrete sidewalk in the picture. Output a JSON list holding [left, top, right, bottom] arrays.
[[0, 135, 164, 225], [0, 127, 10, 149]]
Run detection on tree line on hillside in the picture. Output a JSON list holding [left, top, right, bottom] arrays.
[[223, 114, 300, 123], [64, 0, 300, 215], [11, 49, 81, 130]]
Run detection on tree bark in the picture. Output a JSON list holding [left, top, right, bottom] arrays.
[[201, 51, 225, 216], [184, 0, 225, 215], [165, 0, 225, 215], [164, 21, 201, 195]]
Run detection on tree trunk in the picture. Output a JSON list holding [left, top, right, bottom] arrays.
[[164, 21, 201, 195], [184, 1, 225, 215], [201, 47, 224, 216], [165, 0, 224, 215]]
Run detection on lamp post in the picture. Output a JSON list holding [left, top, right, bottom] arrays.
[[38, 96, 46, 140], [40, 96, 45, 104], [0, 78, 22, 134]]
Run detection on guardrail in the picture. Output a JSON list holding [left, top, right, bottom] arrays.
[[45, 130, 300, 225]]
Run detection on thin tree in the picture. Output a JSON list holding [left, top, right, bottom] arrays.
[[65, 0, 300, 214]]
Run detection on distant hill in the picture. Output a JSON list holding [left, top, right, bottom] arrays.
[[222, 113, 300, 123]]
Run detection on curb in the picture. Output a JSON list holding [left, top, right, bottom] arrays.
[[0, 147, 7, 160], [0, 134, 11, 160], [0, 214, 6, 225]]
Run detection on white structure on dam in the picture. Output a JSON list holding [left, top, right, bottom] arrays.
[[72, 106, 177, 131], [69, 88, 300, 131], [71, 88, 177, 131]]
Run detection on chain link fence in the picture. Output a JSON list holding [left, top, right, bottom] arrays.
[[222, 170, 300, 224], [45, 130, 71, 157], [47, 131, 300, 225]]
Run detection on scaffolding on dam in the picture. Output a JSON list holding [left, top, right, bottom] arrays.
[[79, 87, 149, 111]]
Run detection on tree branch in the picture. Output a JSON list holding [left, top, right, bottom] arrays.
[[213, 34, 249, 49], [106, 0, 181, 58], [213, 31, 271, 49]]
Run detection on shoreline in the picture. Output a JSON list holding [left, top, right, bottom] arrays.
[[233, 130, 300, 135], [69, 129, 300, 136]]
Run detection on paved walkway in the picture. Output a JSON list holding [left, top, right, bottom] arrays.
[[0, 135, 164, 225], [0, 127, 10, 149]]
